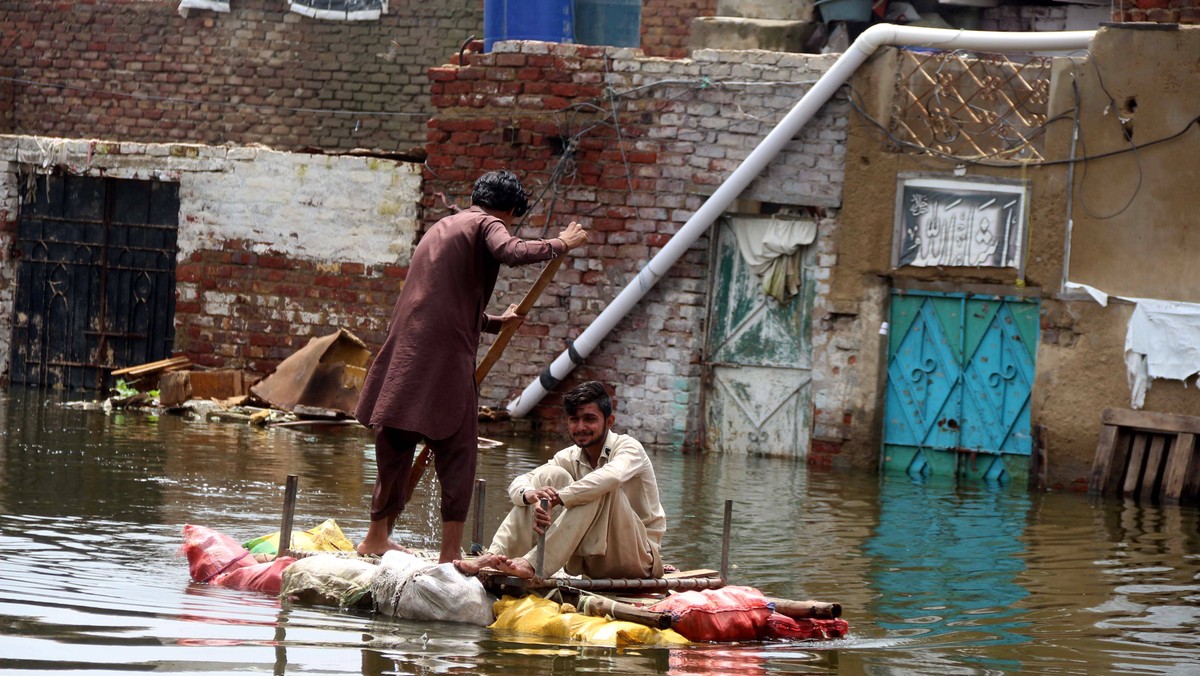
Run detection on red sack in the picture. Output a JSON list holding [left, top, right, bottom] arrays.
[[761, 612, 850, 641], [650, 586, 773, 642], [212, 557, 296, 595], [180, 524, 256, 583]]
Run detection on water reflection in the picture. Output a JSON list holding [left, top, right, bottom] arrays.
[[863, 475, 1031, 672], [2, 388, 1200, 673]]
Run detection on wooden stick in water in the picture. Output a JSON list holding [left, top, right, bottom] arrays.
[[719, 499, 732, 582], [471, 478, 487, 552], [278, 474, 299, 556]]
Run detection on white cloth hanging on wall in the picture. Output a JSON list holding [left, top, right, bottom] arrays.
[[1123, 298, 1200, 409], [730, 216, 817, 303]]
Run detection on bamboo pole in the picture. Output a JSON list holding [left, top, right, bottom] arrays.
[[484, 575, 726, 593], [765, 597, 842, 619], [579, 595, 674, 629]]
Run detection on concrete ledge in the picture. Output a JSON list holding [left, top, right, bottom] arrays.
[[690, 17, 819, 53]]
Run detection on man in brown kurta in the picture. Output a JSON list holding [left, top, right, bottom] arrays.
[[355, 170, 587, 562]]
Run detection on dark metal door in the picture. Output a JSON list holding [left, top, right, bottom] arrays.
[[12, 174, 179, 389]]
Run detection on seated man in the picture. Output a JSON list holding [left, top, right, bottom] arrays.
[[486, 380, 666, 580]]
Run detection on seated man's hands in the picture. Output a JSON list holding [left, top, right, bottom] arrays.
[[522, 486, 562, 535], [522, 486, 562, 507]]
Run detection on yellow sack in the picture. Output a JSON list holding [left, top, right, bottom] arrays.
[[243, 519, 355, 556], [490, 595, 689, 647]]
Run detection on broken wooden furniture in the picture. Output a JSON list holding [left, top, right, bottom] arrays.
[[159, 369, 252, 407], [1089, 408, 1200, 502]]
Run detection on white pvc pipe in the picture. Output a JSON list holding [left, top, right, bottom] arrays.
[[508, 25, 1096, 418]]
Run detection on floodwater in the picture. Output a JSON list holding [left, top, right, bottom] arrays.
[[1, 389, 1198, 675]]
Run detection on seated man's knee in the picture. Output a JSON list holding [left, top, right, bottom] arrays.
[[530, 465, 573, 490]]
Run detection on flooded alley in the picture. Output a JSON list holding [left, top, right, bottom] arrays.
[[1, 388, 1198, 674]]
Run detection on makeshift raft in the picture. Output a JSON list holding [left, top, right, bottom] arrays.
[[181, 474, 849, 644]]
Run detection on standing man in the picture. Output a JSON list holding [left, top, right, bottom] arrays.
[[487, 381, 666, 579], [355, 170, 588, 562]]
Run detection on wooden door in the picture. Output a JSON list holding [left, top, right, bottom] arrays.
[[703, 219, 814, 457]]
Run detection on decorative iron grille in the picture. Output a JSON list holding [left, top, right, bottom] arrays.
[[891, 49, 1054, 163]]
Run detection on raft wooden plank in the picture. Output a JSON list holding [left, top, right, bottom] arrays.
[[1122, 434, 1148, 498], [1162, 433, 1195, 501], [1102, 408, 1200, 436], [1090, 424, 1120, 494], [1141, 435, 1167, 499]]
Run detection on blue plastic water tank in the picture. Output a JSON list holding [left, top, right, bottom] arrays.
[[483, 0, 575, 53], [574, 0, 641, 49]]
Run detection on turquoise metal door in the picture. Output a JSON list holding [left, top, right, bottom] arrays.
[[882, 290, 1038, 482], [704, 219, 814, 457]]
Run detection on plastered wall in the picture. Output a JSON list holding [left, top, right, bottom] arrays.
[[829, 25, 1200, 484]]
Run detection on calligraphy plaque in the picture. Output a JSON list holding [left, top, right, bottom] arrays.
[[893, 176, 1029, 271]]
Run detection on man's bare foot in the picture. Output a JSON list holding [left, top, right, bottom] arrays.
[[356, 538, 413, 556], [495, 556, 536, 579], [453, 552, 509, 576]]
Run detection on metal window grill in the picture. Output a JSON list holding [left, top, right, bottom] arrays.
[[891, 49, 1054, 163]]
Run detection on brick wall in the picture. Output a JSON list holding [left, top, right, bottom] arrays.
[[1112, 0, 1200, 23], [0, 0, 480, 153], [642, 0, 717, 57], [424, 41, 845, 447]]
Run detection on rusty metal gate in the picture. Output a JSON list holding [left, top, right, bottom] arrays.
[[703, 218, 815, 457], [12, 173, 179, 389]]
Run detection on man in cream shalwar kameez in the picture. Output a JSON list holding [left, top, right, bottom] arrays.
[[488, 381, 665, 579]]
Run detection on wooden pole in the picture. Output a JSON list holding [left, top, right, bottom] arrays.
[[580, 595, 675, 629], [475, 256, 565, 385], [719, 499, 732, 582], [278, 474, 299, 556], [405, 256, 566, 499], [471, 478, 487, 552]]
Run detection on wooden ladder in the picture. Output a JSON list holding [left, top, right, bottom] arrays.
[[1089, 408, 1200, 502]]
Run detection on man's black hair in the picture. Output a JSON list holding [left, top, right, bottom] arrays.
[[471, 170, 531, 217], [562, 381, 613, 418]]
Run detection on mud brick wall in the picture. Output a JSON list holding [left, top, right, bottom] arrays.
[[421, 42, 844, 447], [0, 0, 480, 154]]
